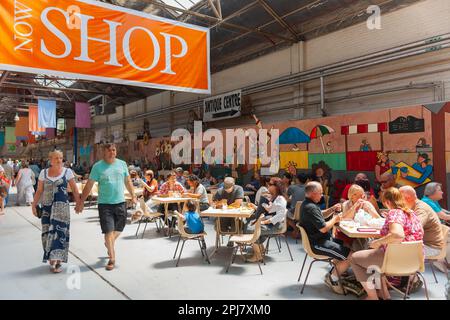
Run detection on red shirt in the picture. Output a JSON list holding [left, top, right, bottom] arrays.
[[0, 176, 11, 186], [341, 184, 375, 200], [159, 181, 185, 195], [143, 179, 159, 200]]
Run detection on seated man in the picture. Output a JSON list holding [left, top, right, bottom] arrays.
[[212, 177, 243, 234], [400, 186, 447, 272], [300, 181, 352, 294]]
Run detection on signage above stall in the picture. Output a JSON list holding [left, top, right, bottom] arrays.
[[0, 0, 210, 93], [389, 116, 425, 134], [203, 90, 242, 122]]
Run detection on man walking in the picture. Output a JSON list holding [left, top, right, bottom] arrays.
[[78, 143, 137, 271]]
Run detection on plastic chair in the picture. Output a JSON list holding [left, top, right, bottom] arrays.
[[296, 224, 345, 294], [226, 215, 265, 275], [264, 218, 293, 261], [135, 198, 164, 239], [425, 225, 449, 283], [381, 241, 429, 300], [173, 216, 210, 267]]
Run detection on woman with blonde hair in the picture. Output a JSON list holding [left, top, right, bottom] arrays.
[[32, 150, 82, 273], [342, 185, 380, 220], [349, 188, 424, 300]]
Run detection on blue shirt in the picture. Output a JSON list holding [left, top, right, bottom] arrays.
[[421, 196, 442, 213], [184, 211, 204, 233]]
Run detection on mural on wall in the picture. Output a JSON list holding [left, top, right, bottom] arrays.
[[390, 153, 433, 188], [155, 139, 174, 170], [375, 152, 394, 183], [389, 115, 425, 134], [310, 125, 335, 154], [360, 139, 372, 151], [278, 127, 310, 171], [416, 137, 432, 153]]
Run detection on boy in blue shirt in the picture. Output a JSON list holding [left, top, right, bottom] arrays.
[[175, 200, 204, 234]]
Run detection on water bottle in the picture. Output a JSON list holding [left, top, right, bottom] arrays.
[[223, 203, 227, 210]]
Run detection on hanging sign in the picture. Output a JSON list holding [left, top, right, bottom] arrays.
[[0, 0, 210, 93], [203, 90, 242, 122], [389, 116, 425, 134]]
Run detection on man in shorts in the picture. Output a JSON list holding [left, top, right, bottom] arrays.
[[78, 143, 137, 271], [300, 181, 352, 294]]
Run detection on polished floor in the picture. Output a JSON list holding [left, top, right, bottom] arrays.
[[0, 188, 448, 300]]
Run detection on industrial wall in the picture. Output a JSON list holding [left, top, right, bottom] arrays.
[[93, 0, 450, 138]]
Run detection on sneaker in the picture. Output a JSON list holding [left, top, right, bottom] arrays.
[[324, 273, 345, 295]]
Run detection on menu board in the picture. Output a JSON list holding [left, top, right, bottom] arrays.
[[389, 116, 425, 134]]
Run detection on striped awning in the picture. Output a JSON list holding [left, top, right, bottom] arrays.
[[341, 123, 387, 135]]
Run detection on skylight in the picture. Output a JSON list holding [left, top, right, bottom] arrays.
[[159, 0, 203, 16]]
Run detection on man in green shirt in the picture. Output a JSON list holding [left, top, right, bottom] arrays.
[[78, 143, 137, 271]]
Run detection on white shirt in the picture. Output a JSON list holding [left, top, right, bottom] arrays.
[[263, 195, 287, 225], [39, 168, 74, 182]]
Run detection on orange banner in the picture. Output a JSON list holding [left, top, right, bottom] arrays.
[[0, 0, 210, 93]]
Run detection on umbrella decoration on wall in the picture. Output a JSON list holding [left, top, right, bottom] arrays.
[[278, 127, 311, 145], [310, 125, 335, 154]]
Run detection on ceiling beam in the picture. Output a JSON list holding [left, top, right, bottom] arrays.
[[0, 71, 10, 86], [137, 0, 295, 44], [210, 1, 259, 29], [0, 92, 69, 102], [207, 0, 221, 20], [257, 0, 300, 41]]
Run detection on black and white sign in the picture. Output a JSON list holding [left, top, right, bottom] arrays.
[[203, 90, 241, 122]]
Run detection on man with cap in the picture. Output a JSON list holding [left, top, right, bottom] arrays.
[[212, 177, 244, 235]]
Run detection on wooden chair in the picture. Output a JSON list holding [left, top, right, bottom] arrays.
[[173, 215, 210, 267], [381, 241, 429, 300], [226, 215, 265, 275], [291, 201, 303, 243], [264, 218, 294, 261], [135, 198, 164, 239], [296, 224, 345, 294], [425, 225, 449, 283]]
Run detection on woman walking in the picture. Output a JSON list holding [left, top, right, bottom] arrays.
[[15, 162, 35, 206], [32, 150, 82, 273]]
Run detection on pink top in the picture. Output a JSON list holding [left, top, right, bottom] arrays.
[[380, 209, 424, 250], [159, 181, 185, 195]]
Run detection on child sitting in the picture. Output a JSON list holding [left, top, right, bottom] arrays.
[[175, 200, 204, 234]]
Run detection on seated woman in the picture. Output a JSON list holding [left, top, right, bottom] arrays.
[[245, 179, 287, 263], [130, 170, 159, 223], [183, 175, 210, 212], [337, 184, 381, 250], [254, 176, 270, 206], [349, 187, 424, 300], [200, 171, 216, 188]]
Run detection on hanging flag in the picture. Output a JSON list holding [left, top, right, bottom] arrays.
[[0, 132, 4, 147], [45, 128, 56, 139], [38, 100, 56, 128], [15, 117, 29, 137], [29, 106, 45, 134], [5, 127, 15, 144], [75, 102, 91, 128]]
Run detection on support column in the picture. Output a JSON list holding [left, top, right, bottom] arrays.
[[431, 102, 450, 208]]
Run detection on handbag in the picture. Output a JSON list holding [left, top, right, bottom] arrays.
[[35, 204, 43, 219]]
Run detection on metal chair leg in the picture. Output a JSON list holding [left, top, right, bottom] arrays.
[[176, 239, 186, 267], [173, 236, 182, 259], [265, 237, 271, 253], [257, 260, 263, 275], [284, 235, 294, 261], [403, 276, 412, 300], [428, 261, 438, 283], [135, 218, 142, 238], [201, 239, 211, 264], [276, 236, 281, 252], [301, 259, 317, 294], [198, 239, 204, 256], [141, 219, 149, 239], [298, 254, 308, 282], [226, 246, 238, 273], [416, 272, 430, 300]]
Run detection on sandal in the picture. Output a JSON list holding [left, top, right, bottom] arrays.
[[105, 260, 115, 271], [51, 263, 62, 273]]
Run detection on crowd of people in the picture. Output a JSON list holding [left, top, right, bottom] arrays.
[[1, 145, 449, 299]]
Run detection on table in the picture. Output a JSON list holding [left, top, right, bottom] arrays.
[[200, 207, 254, 258], [151, 196, 196, 237], [337, 223, 382, 239]]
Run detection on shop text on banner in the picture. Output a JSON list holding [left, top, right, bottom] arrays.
[[203, 90, 242, 122], [0, 0, 210, 94]]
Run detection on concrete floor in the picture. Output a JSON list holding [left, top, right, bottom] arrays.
[[0, 188, 447, 300]]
